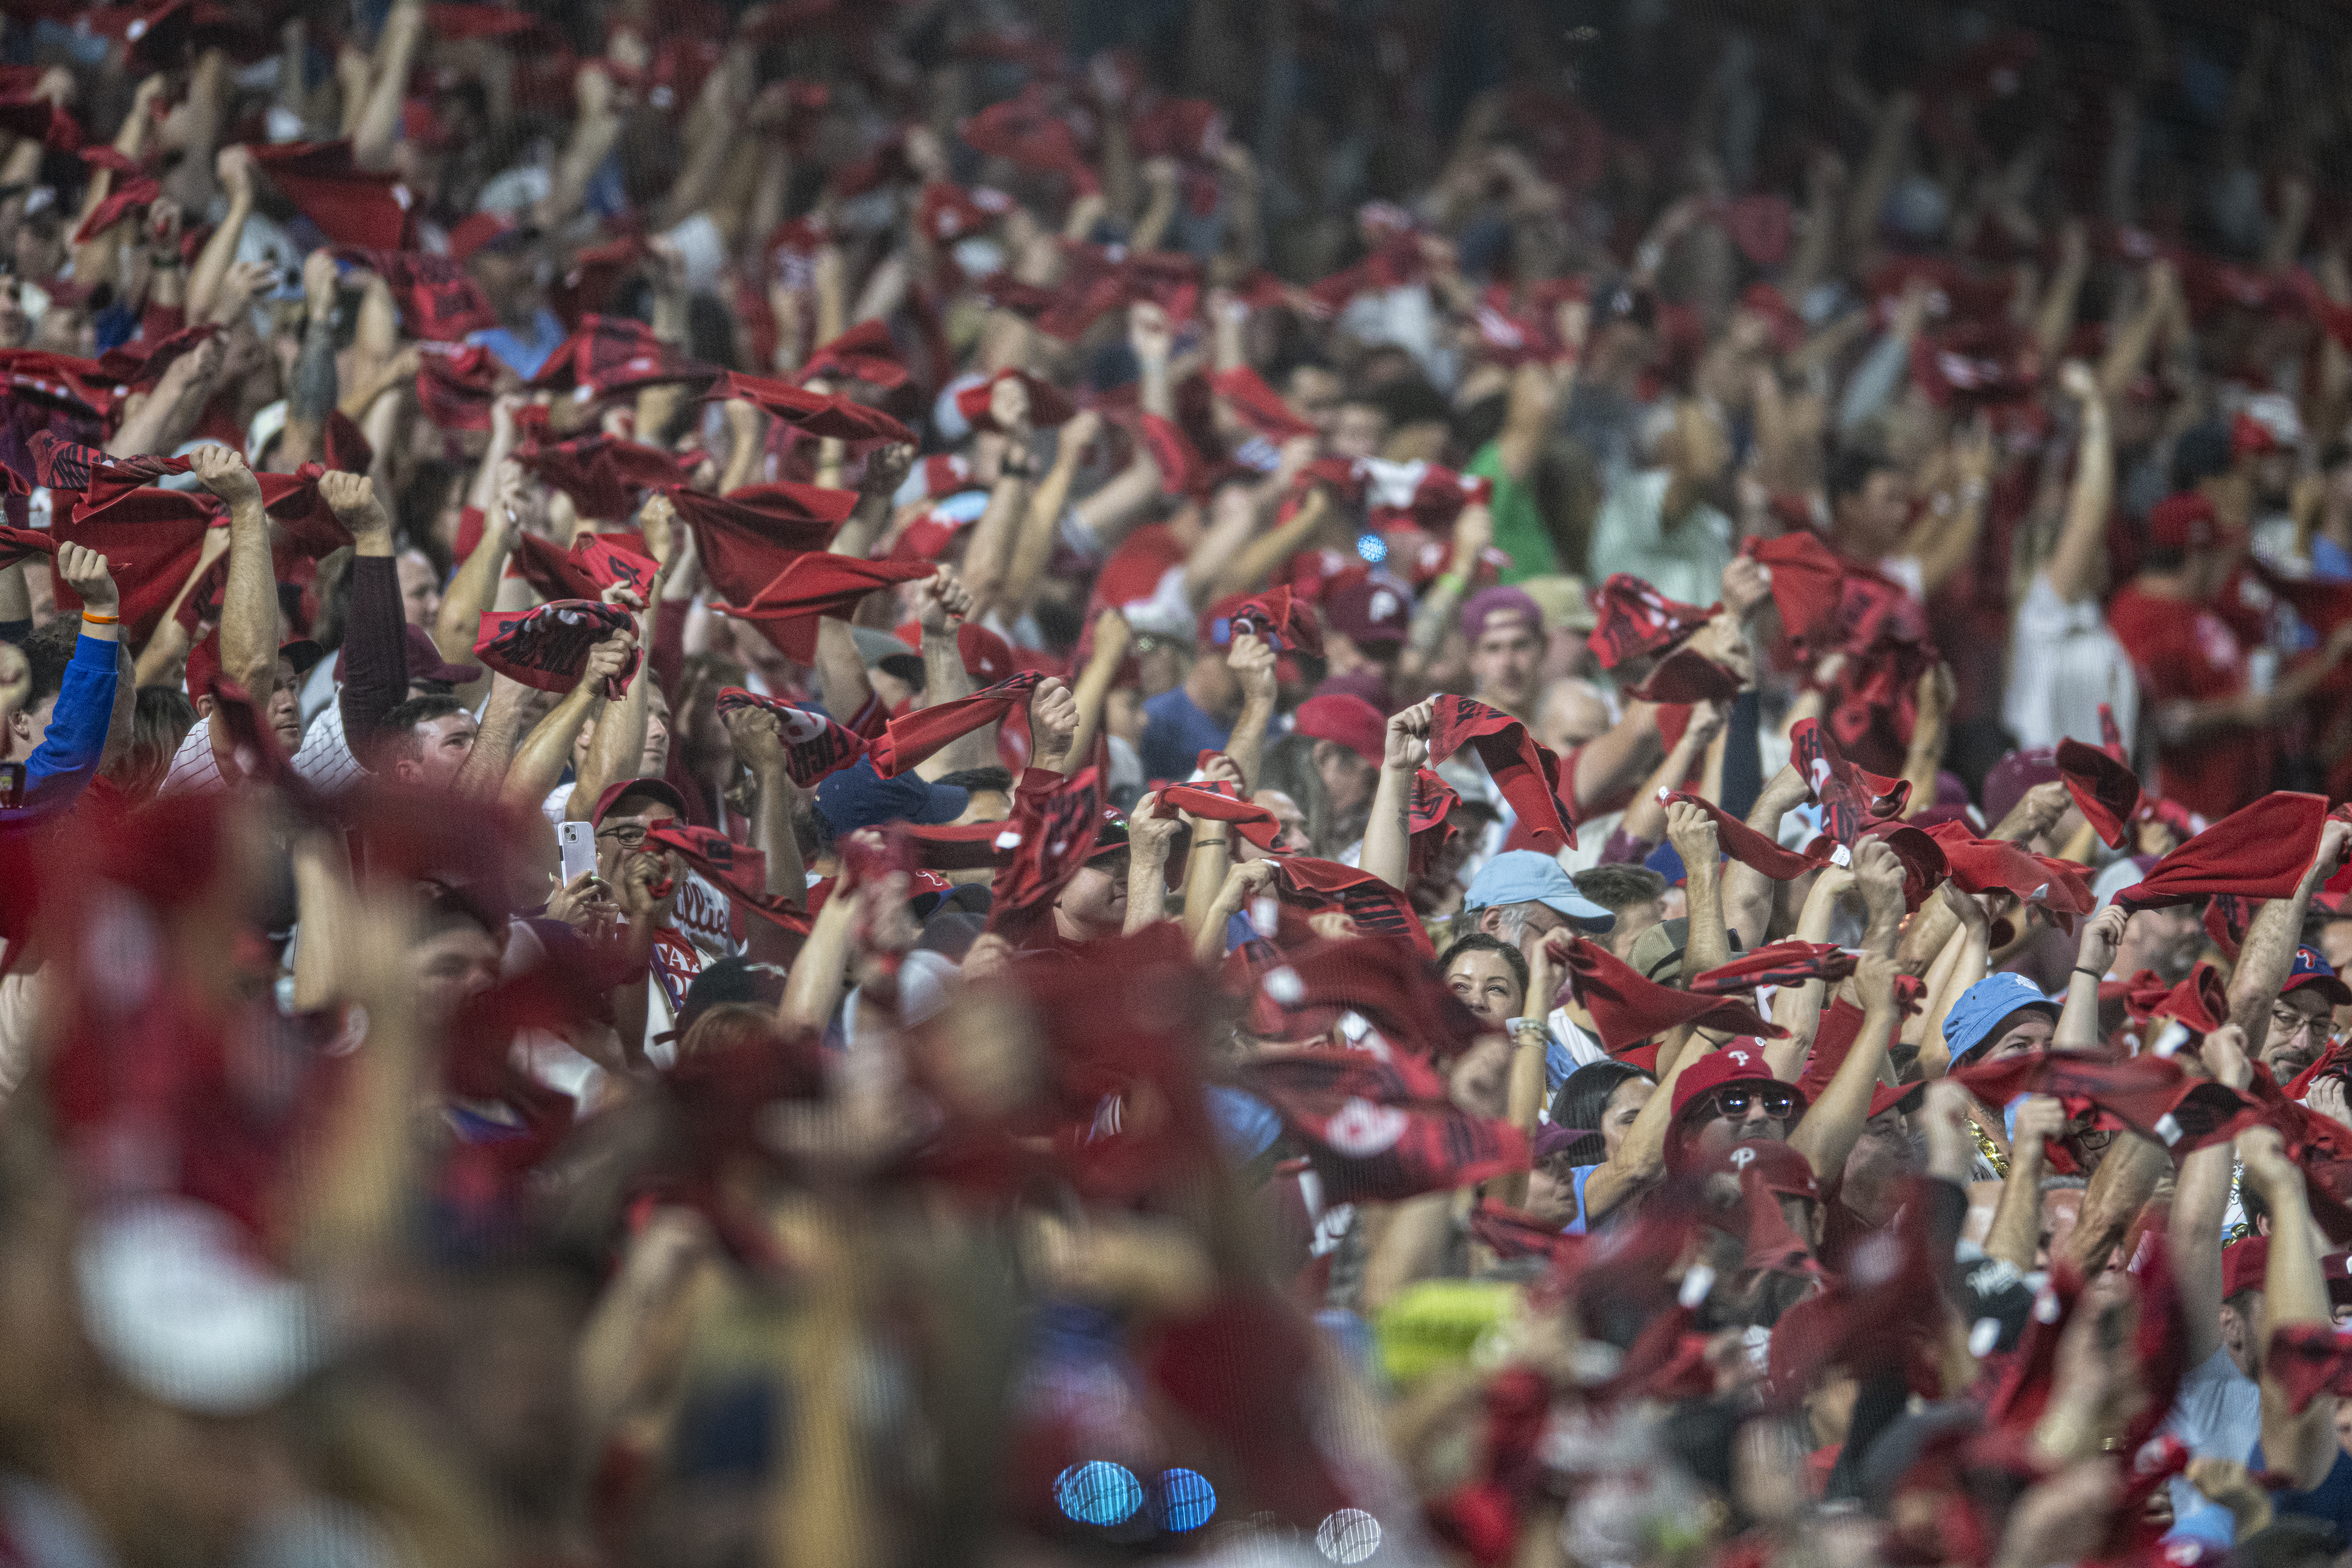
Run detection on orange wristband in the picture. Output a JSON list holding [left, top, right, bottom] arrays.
[[80, 611, 119, 625]]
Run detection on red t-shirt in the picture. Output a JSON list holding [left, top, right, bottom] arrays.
[[2105, 584, 2267, 817]]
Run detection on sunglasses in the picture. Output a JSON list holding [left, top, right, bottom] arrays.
[[1703, 1087, 1796, 1122]]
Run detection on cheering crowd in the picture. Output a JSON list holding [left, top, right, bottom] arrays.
[[11, 0, 2352, 1564]]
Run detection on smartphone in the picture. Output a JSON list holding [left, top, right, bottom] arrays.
[[0, 761, 22, 810], [557, 821, 597, 887]]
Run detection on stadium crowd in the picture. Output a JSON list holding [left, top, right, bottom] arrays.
[[9, 0, 2352, 1564]]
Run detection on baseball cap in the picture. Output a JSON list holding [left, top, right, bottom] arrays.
[[1460, 584, 1543, 644], [1087, 809, 1130, 864], [405, 622, 479, 687], [2284, 947, 2352, 1008], [1462, 850, 1613, 931], [1294, 693, 1385, 767], [2222, 1236, 2269, 1301], [1941, 973, 2059, 1069], [1324, 577, 1411, 648], [813, 756, 969, 834], [186, 634, 323, 701], [1670, 1040, 1802, 1122], [1869, 1079, 1928, 1121], [448, 209, 539, 263], [1713, 1137, 1818, 1200], [1979, 746, 2060, 828], [2147, 492, 2229, 552], [591, 777, 688, 826]]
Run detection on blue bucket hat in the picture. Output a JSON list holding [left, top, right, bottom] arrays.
[[1943, 972, 2060, 1067]]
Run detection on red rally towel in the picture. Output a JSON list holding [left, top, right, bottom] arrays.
[[712, 687, 870, 787], [473, 600, 639, 698], [1427, 695, 1573, 852]]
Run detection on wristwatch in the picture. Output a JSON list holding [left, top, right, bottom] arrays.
[[1505, 1017, 1547, 1039]]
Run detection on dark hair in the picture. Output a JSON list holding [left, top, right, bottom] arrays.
[[792, 800, 835, 864], [105, 686, 196, 803], [1827, 444, 1898, 504], [1573, 864, 1669, 914], [21, 618, 79, 709], [934, 767, 1015, 797], [1437, 932, 1530, 1011], [2170, 421, 2235, 492], [382, 694, 467, 763], [1368, 378, 1451, 430], [1549, 1060, 1653, 1164]]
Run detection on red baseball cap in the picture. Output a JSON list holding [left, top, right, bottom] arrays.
[[1323, 576, 1411, 649], [2146, 492, 2228, 552], [1670, 1039, 1804, 1123], [1712, 1137, 1819, 1201], [186, 633, 323, 701], [590, 777, 688, 826], [448, 209, 537, 264], [1293, 693, 1385, 767], [2221, 1235, 2269, 1301]]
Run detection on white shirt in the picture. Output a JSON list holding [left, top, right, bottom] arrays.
[[2003, 573, 2141, 755], [2161, 1345, 2260, 1540], [161, 693, 367, 796]]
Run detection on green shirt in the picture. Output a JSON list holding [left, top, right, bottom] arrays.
[[1466, 440, 1557, 584]]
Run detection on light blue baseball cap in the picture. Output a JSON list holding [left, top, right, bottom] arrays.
[[1943, 972, 2060, 1067], [1462, 850, 1613, 932]]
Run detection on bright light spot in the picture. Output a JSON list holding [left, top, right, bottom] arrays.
[[1159, 1468, 1216, 1531], [1356, 533, 1388, 563], [1317, 1508, 1382, 1563], [1054, 1461, 1143, 1526]]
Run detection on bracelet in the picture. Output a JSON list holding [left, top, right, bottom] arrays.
[[1190, 838, 1228, 852], [80, 610, 119, 625], [150, 253, 180, 268], [1435, 571, 1468, 596], [1505, 1017, 1546, 1038], [2072, 966, 2104, 981]]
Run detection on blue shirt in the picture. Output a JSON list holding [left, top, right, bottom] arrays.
[[467, 308, 570, 379], [11, 631, 116, 818], [2251, 1443, 2352, 1535], [1137, 686, 1234, 783]]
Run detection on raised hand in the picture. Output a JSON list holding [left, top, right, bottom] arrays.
[[1227, 631, 1276, 707], [1384, 700, 1434, 772], [53, 542, 118, 614], [317, 470, 391, 542], [914, 566, 974, 633], [191, 443, 263, 510]]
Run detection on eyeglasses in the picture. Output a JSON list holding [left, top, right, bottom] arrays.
[[1704, 1087, 1796, 1122], [596, 823, 650, 847], [2271, 1005, 2327, 1040]]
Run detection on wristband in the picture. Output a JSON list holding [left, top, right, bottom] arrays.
[[2072, 966, 2105, 981], [150, 253, 181, 268], [1435, 571, 1468, 596], [80, 610, 119, 625], [1505, 1017, 1546, 1038]]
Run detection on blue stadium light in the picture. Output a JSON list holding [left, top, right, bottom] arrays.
[[1356, 532, 1388, 563], [1054, 1461, 1144, 1526], [1159, 1468, 1216, 1531]]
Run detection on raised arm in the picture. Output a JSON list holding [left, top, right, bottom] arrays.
[[2044, 363, 2115, 606], [1360, 701, 1432, 893], [2230, 818, 2350, 1058], [1724, 762, 1810, 951], [999, 410, 1102, 616], [565, 584, 665, 820], [350, 1, 425, 170], [504, 633, 630, 811], [1222, 633, 1279, 795], [2245, 1125, 2338, 1490], [318, 473, 408, 757], [435, 463, 524, 670], [2172, 1026, 2251, 1369], [191, 447, 277, 701], [911, 569, 993, 779], [1788, 949, 1901, 1185], [725, 707, 808, 912]]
